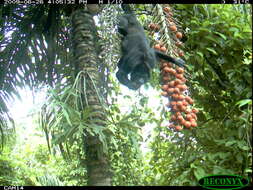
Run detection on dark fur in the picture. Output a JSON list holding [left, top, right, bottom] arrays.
[[116, 12, 185, 90]]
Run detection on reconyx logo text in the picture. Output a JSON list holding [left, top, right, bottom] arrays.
[[198, 175, 249, 189]]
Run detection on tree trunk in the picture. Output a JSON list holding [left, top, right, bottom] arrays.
[[71, 9, 111, 186]]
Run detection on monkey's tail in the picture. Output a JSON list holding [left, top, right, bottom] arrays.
[[155, 50, 185, 68]]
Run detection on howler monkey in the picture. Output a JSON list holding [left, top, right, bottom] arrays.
[[116, 5, 186, 90]]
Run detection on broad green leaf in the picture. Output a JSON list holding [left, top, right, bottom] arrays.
[[240, 145, 250, 151], [206, 47, 218, 55], [214, 139, 226, 145], [214, 31, 227, 40], [190, 163, 197, 169], [229, 27, 239, 33], [194, 167, 206, 180], [199, 27, 210, 32], [225, 140, 236, 146], [205, 35, 220, 44], [236, 99, 252, 107], [196, 51, 204, 58], [244, 168, 252, 173]]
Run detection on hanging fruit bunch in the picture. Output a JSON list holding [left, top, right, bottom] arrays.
[[149, 5, 199, 132], [148, 23, 160, 32]]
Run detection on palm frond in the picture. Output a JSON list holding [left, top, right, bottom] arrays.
[[36, 173, 64, 186], [39, 71, 109, 156], [0, 5, 75, 149]]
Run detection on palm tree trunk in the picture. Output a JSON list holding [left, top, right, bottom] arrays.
[[71, 9, 111, 186]]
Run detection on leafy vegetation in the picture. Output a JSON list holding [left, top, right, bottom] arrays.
[[0, 4, 251, 186], [145, 4, 252, 185]]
